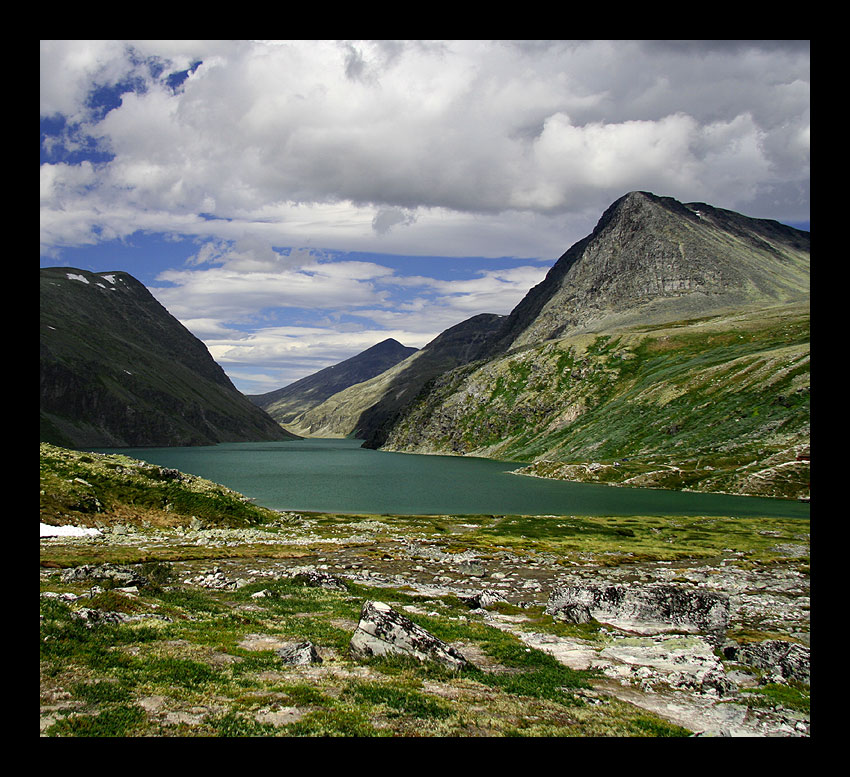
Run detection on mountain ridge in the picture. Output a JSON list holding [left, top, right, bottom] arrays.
[[40, 267, 296, 448], [250, 338, 418, 424], [284, 313, 506, 440], [280, 190, 809, 499], [485, 190, 809, 357]]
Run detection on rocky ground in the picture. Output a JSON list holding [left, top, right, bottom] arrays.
[[40, 511, 810, 737]]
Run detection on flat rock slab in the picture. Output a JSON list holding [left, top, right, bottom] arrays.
[[546, 583, 729, 636], [238, 633, 295, 652]]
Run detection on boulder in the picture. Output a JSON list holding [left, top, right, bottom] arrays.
[[276, 641, 323, 665], [552, 603, 593, 624], [60, 563, 147, 588], [183, 567, 247, 590], [287, 569, 347, 590], [461, 589, 507, 609], [349, 600, 470, 670], [546, 583, 729, 636]]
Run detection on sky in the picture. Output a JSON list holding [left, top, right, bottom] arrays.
[[40, 40, 810, 395]]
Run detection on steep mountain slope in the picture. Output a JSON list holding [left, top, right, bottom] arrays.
[[380, 304, 810, 498], [374, 192, 810, 499], [40, 268, 297, 448], [284, 313, 506, 441], [249, 338, 417, 424], [487, 191, 809, 356]]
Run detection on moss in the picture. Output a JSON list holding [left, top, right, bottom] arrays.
[[46, 703, 150, 737], [739, 683, 810, 714]]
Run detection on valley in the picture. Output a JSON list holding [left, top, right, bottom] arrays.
[[40, 190, 811, 737]]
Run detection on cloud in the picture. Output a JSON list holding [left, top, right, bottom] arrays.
[[40, 40, 809, 393], [41, 39, 809, 260], [146, 241, 551, 393], [372, 207, 418, 235]]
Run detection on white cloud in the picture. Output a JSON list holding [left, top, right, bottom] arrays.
[[41, 39, 810, 259], [41, 40, 809, 393]]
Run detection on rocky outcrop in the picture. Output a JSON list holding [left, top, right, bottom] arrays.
[[461, 589, 508, 609], [276, 641, 323, 665], [60, 563, 148, 588], [546, 583, 730, 638], [723, 639, 810, 684], [287, 569, 347, 591], [349, 600, 470, 670], [183, 567, 251, 590]]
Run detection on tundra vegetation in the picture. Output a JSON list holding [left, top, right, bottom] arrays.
[[40, 444, 809, 737], [382, 304, 809, 501]]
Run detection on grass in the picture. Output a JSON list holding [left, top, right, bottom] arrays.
[[40, 442, 281, 529], [39, 562, 708, 737], [39, 445, 809, 737]]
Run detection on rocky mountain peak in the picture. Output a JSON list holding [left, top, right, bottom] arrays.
[[489, 191, 810, 353]]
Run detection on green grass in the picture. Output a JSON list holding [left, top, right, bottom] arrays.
[[41, 564, 712, 737], [46, 703, 149, 737], [40, 449, 809, 737], [40, 443, 280, 528], [738, 683, 810, 714]]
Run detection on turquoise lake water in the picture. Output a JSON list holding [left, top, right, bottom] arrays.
[[93, 438, 810, 519]]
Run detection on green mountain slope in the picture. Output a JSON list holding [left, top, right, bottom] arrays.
[[380, 303, 809, 499], [40, 268, 297, 448], [286, 313, 506, 441], [373, 192, 809, 500]]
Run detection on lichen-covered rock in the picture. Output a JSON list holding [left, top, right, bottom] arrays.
[[723, 639, 810, 684], [552, 602, 593, 624], [287, 569, 347, 590], [183, 567, 248, 590], [349, 600, 470, 670], [546, 583, 729, 636], [276, 641, 323, 665], [60, 563, 147, 588], [461, 589, 507, 609]]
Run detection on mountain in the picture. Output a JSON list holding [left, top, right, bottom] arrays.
[[283, 313, 507, 441], [487, 191, 809, 356], [249, 338, 418, 424], [40, 267, 297, 448], [373, 192, 810, 499]]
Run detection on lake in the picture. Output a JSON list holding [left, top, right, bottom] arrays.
[[92, 438, 810, 519]]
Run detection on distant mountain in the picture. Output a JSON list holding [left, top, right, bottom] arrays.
[[284, 313, 506, 441], [249, 338, 418, 424], [40, 268, 297, 448]]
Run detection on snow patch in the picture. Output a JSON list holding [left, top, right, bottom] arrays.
[[66, 273, 90, 284], [40, 523, 102, 538]]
